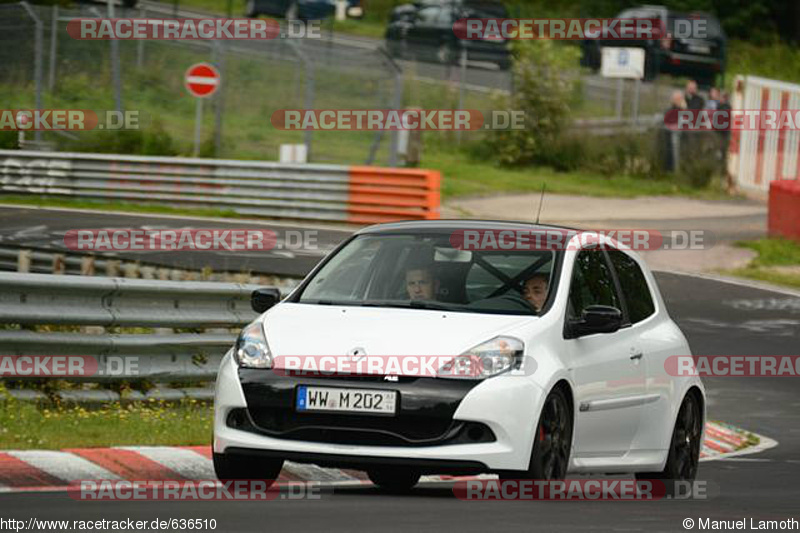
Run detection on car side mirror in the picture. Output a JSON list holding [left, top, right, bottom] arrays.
[[565, 305, 623, 339], [251, 288, 281, 313]]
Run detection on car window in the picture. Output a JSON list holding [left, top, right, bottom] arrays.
[[465, 253, 552, 303], [297, 233, 558, 316], [567, 249, 621, 321], [608, 250, 655, 324], [416, 6, 440, 24]]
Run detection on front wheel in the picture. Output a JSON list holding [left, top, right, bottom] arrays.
[[501, 387, 572, 480], [367, 467, 421, 493], [213, 451, 284, 487], [636, 392, 702, 495]]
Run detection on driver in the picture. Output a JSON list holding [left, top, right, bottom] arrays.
[[405, 264, 439, 301], [522, 273, 549, 312]]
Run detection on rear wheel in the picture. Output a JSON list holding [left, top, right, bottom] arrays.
[[367, 467, 421, 493], [213, 451, 284, 487], [636, 392, 702, 496], [501, 387, 572, 480]]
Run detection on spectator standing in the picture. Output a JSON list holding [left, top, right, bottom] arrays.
[[705, 87, 720, 110], [661, 90, 687, 172], [685, 80, 705, 110]]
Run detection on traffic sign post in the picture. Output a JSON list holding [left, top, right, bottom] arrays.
[[184, 63, 221, 157], [601, 47, 645, 121]]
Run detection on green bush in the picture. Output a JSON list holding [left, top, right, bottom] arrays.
[[65, 119, 179, 156], [488, 40, 580, 166], [537, 131, 665, 178], [676, 131, 725, 188], [0, 130, 18, 149]]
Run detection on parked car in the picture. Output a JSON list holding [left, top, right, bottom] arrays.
[[246, 0, 362, 20], [581, 5, 726, 86], [386, 0, 511, 69], [213, 220, 705, 493]]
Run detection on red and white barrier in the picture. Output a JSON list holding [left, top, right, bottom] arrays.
[[730, 75, 800, 192]]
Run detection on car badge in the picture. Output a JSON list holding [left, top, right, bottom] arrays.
[[348, 346, 367, 361]]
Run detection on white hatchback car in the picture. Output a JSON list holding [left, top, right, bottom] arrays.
[[213, 221, 705, 491]]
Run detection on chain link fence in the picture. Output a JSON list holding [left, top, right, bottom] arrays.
[[0, 1, 402, 165]]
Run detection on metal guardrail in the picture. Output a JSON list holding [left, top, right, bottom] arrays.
[[0, 150, 441, 223], [0, 272, 263, 382], [572, 113, 662, 136]]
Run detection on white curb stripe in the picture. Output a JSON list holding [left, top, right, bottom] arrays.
[[6, 451, 121, 482], [117, 447, 214, 480]]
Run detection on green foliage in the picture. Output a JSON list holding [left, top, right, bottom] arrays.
[[488, 40, 580, 166], [736, 238, 800, 267], [64, 119, 179, 156], [0, 130, 18, 149], [727, 40, 800, 86]]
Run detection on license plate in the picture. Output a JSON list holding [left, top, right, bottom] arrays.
[[296, 386, 397, 415], [688, 45, 711, 54]]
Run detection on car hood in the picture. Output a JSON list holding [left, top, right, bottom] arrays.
[[261, 302, 533, 358]]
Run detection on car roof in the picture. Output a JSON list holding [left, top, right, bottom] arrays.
[[356, 219, 578, 234]]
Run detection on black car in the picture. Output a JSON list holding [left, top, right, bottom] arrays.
[[385, 0, 511, 69], [581, 5, 726, 86], [246, 0, 362, 20]]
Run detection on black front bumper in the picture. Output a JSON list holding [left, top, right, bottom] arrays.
[[235, 370, 495, 447], [223, 446, 490, 475]]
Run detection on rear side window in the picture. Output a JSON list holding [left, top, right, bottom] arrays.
[[608, 251, 655, 324]]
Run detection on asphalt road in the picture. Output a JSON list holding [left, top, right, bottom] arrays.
[[0, 206, 352, 277], [0, 252, 798, 531]]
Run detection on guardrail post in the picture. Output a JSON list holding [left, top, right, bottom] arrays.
[[17, 250, 32, 273], [52, 254, 65, 275], [81, 256, 95, 276], [123, 262, 140, 279], [105, 260, 121, 277]]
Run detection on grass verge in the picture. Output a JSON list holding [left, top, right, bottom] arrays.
[[0, 397, 212, 449], [723, 238, 800, 290]]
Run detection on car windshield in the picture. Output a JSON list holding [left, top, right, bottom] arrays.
[[295, 232, 558, 316]]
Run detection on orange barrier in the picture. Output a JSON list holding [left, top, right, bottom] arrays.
[[768, 180, 800, 242], [347, 166, 441, 224]]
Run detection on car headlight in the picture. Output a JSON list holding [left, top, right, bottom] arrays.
[[439, 336, 524, 379], [234, 321, 273, 369]]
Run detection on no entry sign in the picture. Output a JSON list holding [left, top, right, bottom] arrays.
[[185, 63, 220, 98]]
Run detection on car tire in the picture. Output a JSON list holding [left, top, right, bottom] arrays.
[[367, 467, 421, 493], [501, 386, 572, 481], [635, 391, 702, 496], [213, 451, 284, 486]]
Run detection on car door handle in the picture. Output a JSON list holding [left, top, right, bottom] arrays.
[[630, 352, 643, 361]]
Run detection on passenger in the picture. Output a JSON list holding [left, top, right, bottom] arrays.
[[405, 265, 438, 301], [523, 273, 549, 312]]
